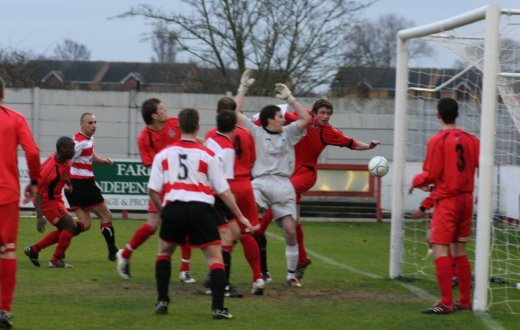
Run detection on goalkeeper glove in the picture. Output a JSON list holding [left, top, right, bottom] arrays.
[[238, 69, 255, 93], [275, 83, 296, 103]]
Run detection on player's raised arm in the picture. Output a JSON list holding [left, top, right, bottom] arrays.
[[235, 69, 255, 126], [275, 83, 310, 132]]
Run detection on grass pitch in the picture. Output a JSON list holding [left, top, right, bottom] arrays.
[[12, 218, 517, 329]]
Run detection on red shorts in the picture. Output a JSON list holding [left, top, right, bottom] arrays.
[[229, 179, 259, 232], [0, 202, 20, 253], [41, 199, 69, 225], [291, 165, 317, 203], [430, 194, 474, 245]]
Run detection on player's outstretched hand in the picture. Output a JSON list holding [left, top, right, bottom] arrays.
[[238, 69, 255, 93], [369, 140, 380, 149], [275, 83, 296, 103], [37, 217, 46, 233]]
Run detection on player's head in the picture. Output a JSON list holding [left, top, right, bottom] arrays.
[[259, 105, 284, 132], [56, 136, 75, 159], [217, 110, 237, 133], [312, 99, 333, 115], [0, 76, 4, 101], [312, 98, 333, 126], [216, 97, 237, 113], [80, 113, 97, 137], [141, 98, 167, 124], [178, 108, 199, 134], [437, 97, 458, 124]]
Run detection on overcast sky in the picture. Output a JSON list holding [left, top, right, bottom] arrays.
[[3, 0, 520, 62]]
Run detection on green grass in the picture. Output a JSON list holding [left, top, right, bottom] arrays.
[[12, 218, 518, 329]]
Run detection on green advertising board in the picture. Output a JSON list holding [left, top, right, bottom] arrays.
[[94, 160, 150, 210]]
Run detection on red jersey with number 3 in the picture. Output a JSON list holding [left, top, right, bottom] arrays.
[[412, 128, 479, 199]]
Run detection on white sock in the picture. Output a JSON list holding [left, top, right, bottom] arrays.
[[285, 244, 299, 278]]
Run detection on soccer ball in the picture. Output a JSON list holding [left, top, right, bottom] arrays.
[[368, 156, 389, 177]]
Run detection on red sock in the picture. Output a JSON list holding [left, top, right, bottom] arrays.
[[0, 258, 16, 311], [179, 244, 192, 272], [454, 255, 472, 305], [435, 256, 454, 307], [34, 230, 60, 252], [240, 234, 262, 281], [52, 230, 75, 262], [296, 223, 308, 265], [257, 209, 274, 236], [122, 223, 155, 259]]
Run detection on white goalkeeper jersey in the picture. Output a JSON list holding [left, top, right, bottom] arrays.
[[243, 119, 306, 178], [148, 138, 230, 206]]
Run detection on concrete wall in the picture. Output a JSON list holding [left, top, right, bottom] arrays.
[[5, 88, 395, 164]]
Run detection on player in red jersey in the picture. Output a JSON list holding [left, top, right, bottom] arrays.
[[64, 113, 118, 262], [117, 98, 194, 282], [0, 76, 41, 329], [149, 108, 254, 319], [24, 136, 81, 269], [409, 97, 479, 314], [255, 98, 380, 281], [205, 107, 264, 296]]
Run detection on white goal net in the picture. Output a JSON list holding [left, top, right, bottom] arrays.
[[390, 5, 520, 313]]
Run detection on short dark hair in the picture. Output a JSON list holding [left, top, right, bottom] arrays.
[[259, 105, 281, 128], [178, 108, 199, 134], [437, 97, 458, 124], [80, 112, 93, 122], [141, 98, 161, 125], [217, 110, 237, 133], [312, 99, 333, 114], [217, 97, 237, 113], [56, 136, 74, 152]]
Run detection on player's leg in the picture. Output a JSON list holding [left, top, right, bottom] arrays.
[[218, 223, 242, 297], [279, 215, 300, 287], [48, 213, 78, 268], [422, 198, 455, 314], [178, 242, 195, 283], [0, 203, 19, 328], [90, 202, 118, 261], [291, 167, 316, 278], [154, 202, 183, 315], [155, 238, 176, 314], [451, 194, 474, 310], [201, 244, 230, 319]]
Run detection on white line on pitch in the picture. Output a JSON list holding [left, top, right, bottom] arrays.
[[266, 231, 506, 330]]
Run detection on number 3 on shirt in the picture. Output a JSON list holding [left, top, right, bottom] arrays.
[[456, 144, 466, 171]]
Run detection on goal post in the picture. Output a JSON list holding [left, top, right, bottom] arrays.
[[390, 4, 507, 313]]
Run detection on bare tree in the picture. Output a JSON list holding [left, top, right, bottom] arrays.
[[0, 49, 38, 88], [343, 14, 433, 67], [118, 0, 375, 95], [53, 39, 91, 61], [150, 23, 179, 63]]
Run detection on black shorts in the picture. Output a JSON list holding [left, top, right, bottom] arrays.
[[160, 201, 221, 247], [214, 197, 235, 226], [65, 179, 105, 210]]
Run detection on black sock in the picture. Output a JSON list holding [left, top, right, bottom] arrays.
[[210, 268, 225, 310], [222, 250, 231, 285], [101, 224, 117, 252], [256, 235, 268, 273], [156, 259, 171, 303]]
